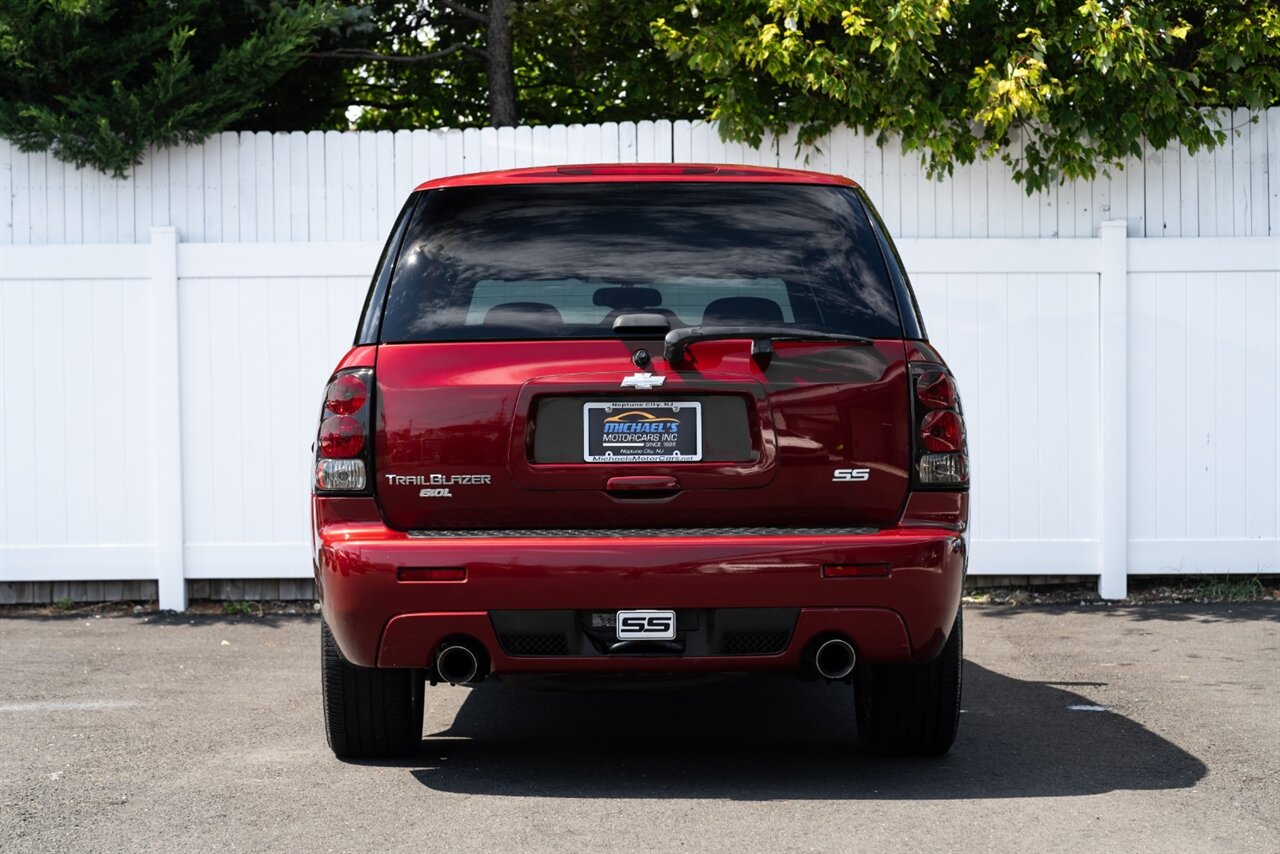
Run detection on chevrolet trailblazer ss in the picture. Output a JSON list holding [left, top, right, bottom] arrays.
[[312, 164, 969, 758]]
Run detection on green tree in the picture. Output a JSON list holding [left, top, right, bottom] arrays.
[[0, 0, 339, 176], [320, 0, 706, 130], [513, 0, 707, 125], [304, 0, 520, 128], [654, 0, 1280, 190]]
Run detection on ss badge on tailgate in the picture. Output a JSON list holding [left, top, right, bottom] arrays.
[[616, 610, 676, 640], [832, 468, 871, 482]]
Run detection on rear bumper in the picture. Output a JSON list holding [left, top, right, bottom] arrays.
[[316, 516, 965, 672]]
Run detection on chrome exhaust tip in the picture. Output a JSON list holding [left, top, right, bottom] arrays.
[[435, 643, 483, 685], [813, 637, 857, 681]]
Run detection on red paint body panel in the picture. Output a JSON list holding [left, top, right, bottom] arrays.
[[414, 163, 857, 193], [900, 491, 969, 530], [314, 517, 964, 669], [373, 339, 912, 530]]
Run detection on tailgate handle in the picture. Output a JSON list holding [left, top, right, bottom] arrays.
[[606, 476, 681, 493]]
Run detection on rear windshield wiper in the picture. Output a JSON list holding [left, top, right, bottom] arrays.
[[664, 326, 874, 363]]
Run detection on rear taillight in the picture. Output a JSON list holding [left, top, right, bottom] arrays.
[[915, 370, 957, 409], [318, 415, 364, 457], [912, 365, 968, 487], [324, 374, 368, 415], [315, 368, 373, 492], [919, 410, 964, 452]]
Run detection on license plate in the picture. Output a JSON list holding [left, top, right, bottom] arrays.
[[583, 401, 702, 463], [616, 610, 677, 640]]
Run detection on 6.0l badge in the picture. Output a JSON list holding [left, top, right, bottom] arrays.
[[383, 473, 492, 499]]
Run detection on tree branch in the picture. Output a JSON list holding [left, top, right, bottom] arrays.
[[437, 0, 487, 24], [307, 44, 469, 64], [345, 99, 406, 111]]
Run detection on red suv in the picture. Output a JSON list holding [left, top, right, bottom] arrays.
[[313, 164, 968, 759]]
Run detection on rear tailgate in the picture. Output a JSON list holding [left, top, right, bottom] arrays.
[[374, 338, 910, 531]]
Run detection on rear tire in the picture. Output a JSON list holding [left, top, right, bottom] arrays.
[[321, 620, 424, 758], [854, 608, 963, 756]]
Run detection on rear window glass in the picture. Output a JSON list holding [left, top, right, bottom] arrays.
[[380, 183, 902, 342]]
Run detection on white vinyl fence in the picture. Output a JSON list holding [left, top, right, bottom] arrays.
[[4, 113, 1279, 246], [1, 118, 1278, 610]]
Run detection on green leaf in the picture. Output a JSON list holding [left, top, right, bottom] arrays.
[[652, 0, 1280, 189]]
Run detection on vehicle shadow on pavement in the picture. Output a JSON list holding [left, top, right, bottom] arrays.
[[392, 662, 1206, 800]]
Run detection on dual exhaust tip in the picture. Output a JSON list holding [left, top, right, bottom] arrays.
[[436, 635, 857, 683], [811, 637, 857, 681], [435, 641, 488, 685]]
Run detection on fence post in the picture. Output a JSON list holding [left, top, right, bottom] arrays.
[[1098, 220, 1129, 599], [149, 227, 187, 611]]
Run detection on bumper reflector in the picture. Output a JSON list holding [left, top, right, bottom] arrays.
[[397, 567, 467, 582], [823, 563, 891, 578]]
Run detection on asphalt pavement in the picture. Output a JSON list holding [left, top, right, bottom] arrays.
[[1, 603, 1277, 853]]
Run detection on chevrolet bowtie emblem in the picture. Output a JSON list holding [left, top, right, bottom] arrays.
[[620, 372, 666, 390]]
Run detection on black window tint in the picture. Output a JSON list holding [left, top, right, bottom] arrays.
[[380, 183, 903, 342]]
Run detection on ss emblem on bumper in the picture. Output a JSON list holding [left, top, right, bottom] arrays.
[[615, 610, 676, 640]]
